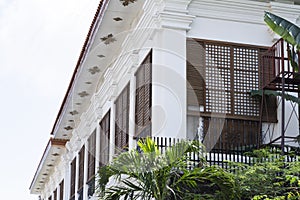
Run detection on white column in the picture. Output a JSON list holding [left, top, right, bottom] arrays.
[[109, 102, 116, 161], [152, 29, 188, 139], [151, 1, 194, 139], [128, 74, 136, 150]]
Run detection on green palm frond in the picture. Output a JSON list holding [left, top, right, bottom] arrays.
[[137, 137, 160, 155], [97, 138, 206, 200], [264, 11, 300, 51]]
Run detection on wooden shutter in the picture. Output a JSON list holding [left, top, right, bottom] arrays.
[[261, 95, 278, 123], [187, 39, 205, 108], [53, 189, 57, 200], [70, 158, 76, 199], [59, 180, 64, 200], [78, 146, 85, 191], [115, 84, 129, 151], [203, 117, 261, 150], [87, 131, 96, 181], [135, 51, 152, 137], [100, 111, 110, 165]]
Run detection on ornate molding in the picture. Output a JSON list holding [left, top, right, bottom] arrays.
[[189, 0, 267, 25], [164, 0, 193, 14], [158, 11, 195, 30]]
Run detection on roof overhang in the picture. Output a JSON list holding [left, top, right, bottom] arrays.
[[30, 138, 68, 194], [50, 0, 145, 139]]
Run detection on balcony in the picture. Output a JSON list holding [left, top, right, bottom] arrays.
[[261, 38, 300, 92]]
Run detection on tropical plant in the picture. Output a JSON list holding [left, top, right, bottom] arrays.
[[227, 147, 300, 200], [264, 11, 300, 51], [96, 137, 238, 200]]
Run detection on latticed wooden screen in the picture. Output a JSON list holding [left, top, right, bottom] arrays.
[[100, 110, 110, 165], [233, 47, 260, 116], [187, 39, 277, 120], [87, 131, 96, 181], [204, 42, 261, 117], [135, 51, 152, 138], [70, 158, 76, 199], [205, 44, 232, 114], [115, 84, 129, 151], [78, 146, 85, 191], [59, 180, 64, 200]]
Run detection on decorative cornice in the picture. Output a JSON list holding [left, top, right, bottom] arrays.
[[270, 2, 300, 22], [158, 11, 195, 30], [164, 0, 193, 14], [188, 0, 300, 26]]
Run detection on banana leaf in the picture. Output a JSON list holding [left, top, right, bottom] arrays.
[[264, 11, 300, 51]]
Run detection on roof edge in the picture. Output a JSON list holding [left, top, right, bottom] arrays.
[[50, 0, 108, 136], [29, 138, 68, 191]]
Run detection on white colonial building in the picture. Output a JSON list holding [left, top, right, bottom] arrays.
[[30, 0, 300, 199]]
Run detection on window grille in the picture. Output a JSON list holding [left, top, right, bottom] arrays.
[[135, 51, 152, 138]]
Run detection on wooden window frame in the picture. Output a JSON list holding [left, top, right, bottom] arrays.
[[115, 84, 130, 151], [187, 39, 277, 122], [135, 51, 152, 138]]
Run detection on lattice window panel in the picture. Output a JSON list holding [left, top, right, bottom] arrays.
[[202, 42, 261, 117], [233, 47, 260, 116], [205, 44, 231, 113]]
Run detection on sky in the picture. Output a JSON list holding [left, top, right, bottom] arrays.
[[0, 0, 100, 199]]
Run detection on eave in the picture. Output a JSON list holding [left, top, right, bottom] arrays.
[[50, 0, 145, 139], [29, 138, 68, 194]]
